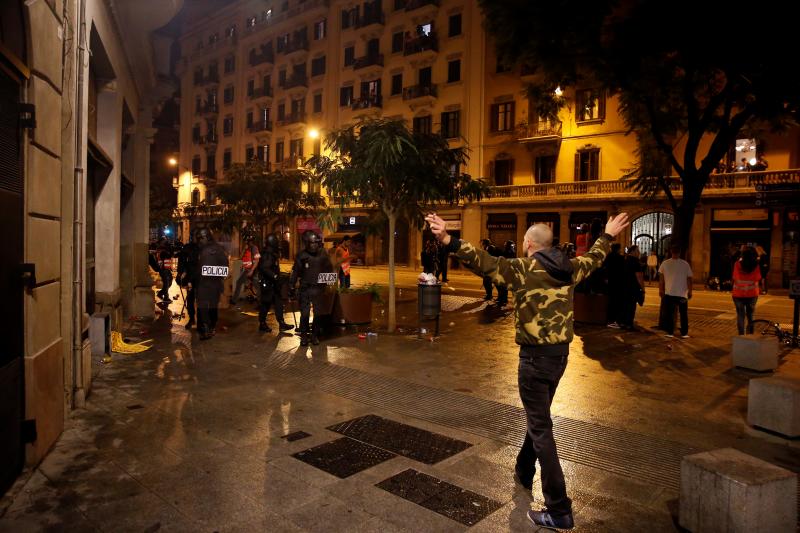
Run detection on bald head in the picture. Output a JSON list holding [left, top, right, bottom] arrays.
[[523, 224, 553, 256]]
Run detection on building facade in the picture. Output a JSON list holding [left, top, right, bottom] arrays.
[[0, 0, 179, 495], [174, 0, 800, 288]]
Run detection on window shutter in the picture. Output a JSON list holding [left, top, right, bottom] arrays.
[[489, 160, 495, 181], [509, 159, 515, 182], [591, 150, 600, 180], [574, 153, 581, 181], [510, 102, 516, 129], [598, 92, 606, 120], [490, 105, 498, 132]]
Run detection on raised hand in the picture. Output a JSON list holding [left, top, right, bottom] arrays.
[[424, 213, 451, 245], [604, 213, 630, 238]]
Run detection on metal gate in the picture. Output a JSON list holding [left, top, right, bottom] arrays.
[[0, 64, 25, 495], [631, 212, 674, 257]]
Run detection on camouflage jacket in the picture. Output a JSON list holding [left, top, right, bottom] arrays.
[[450, 236, 612, 346]]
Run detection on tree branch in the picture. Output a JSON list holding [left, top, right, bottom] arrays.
[[643, 97, 684, 176]]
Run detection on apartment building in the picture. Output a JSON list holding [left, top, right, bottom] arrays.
[[175, 0, 800, 288]]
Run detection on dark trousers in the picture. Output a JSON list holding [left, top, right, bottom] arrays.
[[259, 285, 286, 325], [437, 256, 449, 283], [733, 296, 757, 335], [185, 286, 196, 321], [662, 295, 689, 336], [299, 285, 322, 337], [159, 269, 172, 299], [339, 268, 351, 288], [197, 304, 218, 335], [516, 347, 571, 516], [618, 293, 638, 328], [483, 276, 493, 299], [231, 270, 249, 301], [607, 283, 623, 324]]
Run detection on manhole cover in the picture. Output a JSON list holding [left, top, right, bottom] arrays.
[[293, 437, 395, 478]]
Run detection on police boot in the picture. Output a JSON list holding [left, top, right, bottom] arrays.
[[259, 322, 272, 333], [300, 333, 310, 346], [278, 322, 294, 332]]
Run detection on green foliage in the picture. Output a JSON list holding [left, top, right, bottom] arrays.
[[149, 180, 178, 228], [212, 161, 326, 239], [338, 282, 383, 304]]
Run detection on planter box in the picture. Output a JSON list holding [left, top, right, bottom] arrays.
[[335, 292, 374, 324], [573, 292, 608, 324]]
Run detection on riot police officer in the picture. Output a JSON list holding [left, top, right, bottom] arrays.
[[177, 233, 199, 329], [258, 233, 294, 333], [195, 228, 229, 340], [156, 237, 174, 302], [289, 230, 334, 346]]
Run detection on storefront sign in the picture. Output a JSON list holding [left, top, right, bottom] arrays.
[[713, 209, 769, 222], [297, 217, 321, 231], [487, 214, 517, 231]]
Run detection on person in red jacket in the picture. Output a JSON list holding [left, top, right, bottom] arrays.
[[731, 246, 762, 335]]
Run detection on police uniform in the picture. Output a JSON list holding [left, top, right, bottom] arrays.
[[177, 241, 199, 327], [196, 235, 229, 339], [257, 236, 293, 333], [157, 244, 174, 301], [289, 232, 333, 345]]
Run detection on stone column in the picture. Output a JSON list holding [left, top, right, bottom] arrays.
[[769, 207, 783, 290], [558, 210, 571, 245], [94, 84, 123, 326], [516, 212, 527, 251]]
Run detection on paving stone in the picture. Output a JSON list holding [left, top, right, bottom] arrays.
[[748, 376, 800, 437], [293, 437, 396, 478]]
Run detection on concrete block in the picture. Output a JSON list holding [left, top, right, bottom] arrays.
[[679, 448, 797, 533], [748, 377, 800, 437], [731, 335, 778, 371], [89, 313, 109, 357]]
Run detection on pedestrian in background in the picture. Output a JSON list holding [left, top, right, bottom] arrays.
[[156, 237, 174, 302], [336, 236, 352, 289], [605, 243, 624, 329], [230, 236, 260, 304], [436, 240, 450, 284], [646, 250, 658, 283], [425, 211, 630, 531], [619, 245, 644, 330], [659, 245, 693, 339], [421, 240, 437, 275], [480, 239, 502, 301], [732, 246, 761, 335]]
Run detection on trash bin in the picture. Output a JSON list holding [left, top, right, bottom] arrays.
[[418, 283, 442, 336]]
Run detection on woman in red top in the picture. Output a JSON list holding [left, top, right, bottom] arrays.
[[731, 246, 762, 335]]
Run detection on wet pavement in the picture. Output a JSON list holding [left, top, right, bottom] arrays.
[[1, 273, 799, 532]]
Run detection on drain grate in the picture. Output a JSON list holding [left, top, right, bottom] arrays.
[[328, 415, 472, 464], [292, 437, 395, 478], [264, 353, 696, 491]]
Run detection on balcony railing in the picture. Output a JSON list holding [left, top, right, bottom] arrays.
[[247, 120, 273, 133], [197, 72, 220, 86], [281, 73, 308, 90], [276, 112, 307, 126], [403, 33, 438, 56], [249, 48, 275, 67], [199, 133, 219, 145], [200, 102, 219, 114], [405, 0, 439, 11], [351, 95, 382, 110], [282, 39, 309, 55], [249, 86, 273, 99], [402, 84, 437, 100], [353, 53, 384, 70], [517, 121, 562, 141], [485, 170, 800, 201], [355, 9, 384, 28]]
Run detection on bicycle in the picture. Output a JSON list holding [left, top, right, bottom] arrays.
[[751, 319, 800, 348]]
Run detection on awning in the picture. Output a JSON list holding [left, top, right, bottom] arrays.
[[323, 231, 362, 242]]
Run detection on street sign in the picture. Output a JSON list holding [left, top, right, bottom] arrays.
[[790, 279, 800, 299], [201, 266, 229, 277]]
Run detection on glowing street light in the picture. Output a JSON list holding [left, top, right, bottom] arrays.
[[168, 157, 178, 166], [554, 86, 563, 97], [308, 128, 320, 139]]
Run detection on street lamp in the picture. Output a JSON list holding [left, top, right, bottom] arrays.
[[308, 128, 320, 139], [168, 157, 178, 167]]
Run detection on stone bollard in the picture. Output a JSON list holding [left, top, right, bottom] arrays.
[[731, 335, 778, 371], [680, 448, 797, 533], [748, 376, 800, 437]]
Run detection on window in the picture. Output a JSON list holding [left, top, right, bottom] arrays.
[[419, 22, 432, 36], [192, 156, 201, 175], [223, 149, 232, 169], [419, 66, 432, 86], [206, 119, 217, 137], [224, 85, 234, 104], [394, 0, 406, 10], [261, 107, 270, 123], [246, 16, 257, 28], [311, 56, 326, 76], [208, 32, 219, 45], [263, 74, 271, 90], [313, 138, 321, 156], [225, 25, 236, 39], [496, 55, 510, 73], [223, 116, 234, 135], [257, 144, 270, 163], [391, 32, 404, 53], [490, 102, 515, 132], [290, 138, 304, 161], [192, 188, 200, 206], [314, 19, 327, 40], [575, 149, 600, 181], [224, 55, 235, 74], [194, 68, 203, 85], [391, 73, 402, 95], [246, 111, 254, 128], [341, 8, 358, 29], [576, 89, 605, 122], [492, 158, 513, 186], [247, 79, 255, 97], [275, 141, 284, 162], [208, 62, 218, 78], [313, 93, 323, 113], [447, 59, 461, 83], [413, 115, 432, 134], [535, 155, 557, 184], [278, 103, 285, 120], [277, 33, 290, 52], [206, 154, 216, 176], [448, 13, 462, 37], [344, 46, 355, 67], [245, 145, 254, 160], [290, 97, 304, 116], [441, 110, 460, 138], [339, 86, 354, 107], [192, 124, 201, 143], [261, 9, 272, 22]]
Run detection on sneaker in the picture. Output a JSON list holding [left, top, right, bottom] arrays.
[[681, 334, 690, 339], [664, 334, 675, 339], [278, 323, 295, 331], [527, 509, 574, 530], [607, 322, 621, 329]]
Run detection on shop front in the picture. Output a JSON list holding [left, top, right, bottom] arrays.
[[486, 213, 517, 248], [333, 215, 368, 266], [781, 208, 799, 287], [527, 212, 561, 246], [296, 216, 322, 258], [423, 214, 462, 270], [569, 211, 607, 247], [709, 208, 771, 285], [378, 217, 410, 265]]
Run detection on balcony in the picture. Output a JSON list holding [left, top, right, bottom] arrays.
[[197, 72, 220, 86], [484, 169, 800, 203], [281, 73, 308, 96], [248, 86, 273, 100], [247, 120, 273, 133], [403, 33, 438, 58], [199, 102, 219, 115], [281, 38, 309, 57], [517, 120, 562, 143], [353, 53, 384, 73], [355, 9, 384, 29], [520, 64, 536, 80], [405, 0, 439, 13], [276, 112, 307, 127], [402, 84, 437, 106], [199, 133, 218, 147], [249, 47, 274, 67], [351, 95, 382, 110]]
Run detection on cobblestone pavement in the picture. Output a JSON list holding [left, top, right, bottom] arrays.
[[1, 271, 798, 532]]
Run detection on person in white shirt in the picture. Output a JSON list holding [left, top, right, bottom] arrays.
[[659, 245, 693, 338], [646, 250, 659, 283]]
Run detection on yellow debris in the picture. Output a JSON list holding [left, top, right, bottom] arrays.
[[110, 331, 153, 354], [240, 311, 260, 317]]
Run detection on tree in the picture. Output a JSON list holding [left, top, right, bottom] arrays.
[[149, 180, 178, 232], [213, 161, 325, 242], [311, 117, 489, 332], [480, 0, 800, 250]]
